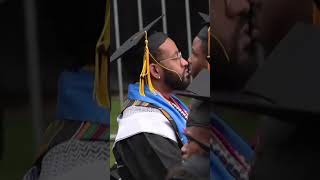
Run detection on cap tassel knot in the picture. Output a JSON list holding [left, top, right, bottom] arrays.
[[139, 31, 156, 96]]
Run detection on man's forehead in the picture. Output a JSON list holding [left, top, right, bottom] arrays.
[[158, 38, 178, 52]]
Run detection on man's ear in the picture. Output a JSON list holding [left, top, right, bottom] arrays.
[[150, 63, 161, 80]]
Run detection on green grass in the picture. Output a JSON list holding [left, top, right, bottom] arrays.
[[0, 119, 35, 180]]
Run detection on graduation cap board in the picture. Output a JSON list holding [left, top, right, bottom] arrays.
[[198, 12, 209, 25], [174, 69, 211, 99], [212, 23, 320, 119], [110, 15, 164, 62]]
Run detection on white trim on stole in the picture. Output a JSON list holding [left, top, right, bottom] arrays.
[[114, 107, 178, 143]]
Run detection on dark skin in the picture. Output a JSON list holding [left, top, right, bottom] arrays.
[[189, 37, 208, 78], [181, 126, 212, 160], [209, 0, 260, 91], [210, 0, 257, 64], [149, 38, 191, 98], [252, 0, 313, 56]]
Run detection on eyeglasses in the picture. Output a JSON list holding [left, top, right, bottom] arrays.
[[160, 51, 182, 61]]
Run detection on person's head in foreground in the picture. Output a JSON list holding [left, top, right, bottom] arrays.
[[181, 101, 212, 160], [189, 25, 210, 78]]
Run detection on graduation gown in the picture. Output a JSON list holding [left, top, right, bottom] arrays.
[[113, 133, 182, 180], [113, 105, 183, 180]]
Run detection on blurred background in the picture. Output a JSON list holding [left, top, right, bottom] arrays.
[[0, 0, 106, 179]]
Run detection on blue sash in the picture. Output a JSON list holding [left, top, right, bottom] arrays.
[[127, 83, 189, 144], [210, 113, 253, 161]]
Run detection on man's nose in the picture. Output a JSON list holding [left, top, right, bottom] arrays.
[[181, 57, 189, 67]]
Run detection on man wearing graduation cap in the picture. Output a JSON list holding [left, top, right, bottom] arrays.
[[189, 16, 210, 78], [112, 16, 192, 180], [23, 1, 110, 179]]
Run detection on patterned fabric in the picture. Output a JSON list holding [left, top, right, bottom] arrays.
[[121, 105, 160, 118], [127, 83, 189, 144], [23, 120, 109, 180], [23, 167, 40, 180], [210, 133, 249, 180], [35, 120, 108, 161], [122, 99, 184, 147], [39, 140, 108, 179], [210, 113, 253, 162], [210, 113, 253, 180]]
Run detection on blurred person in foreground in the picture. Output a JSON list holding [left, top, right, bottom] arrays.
[[23, 1, 110, 179]]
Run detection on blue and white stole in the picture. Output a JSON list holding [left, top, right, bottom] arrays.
[[127, 83, 189, 144]]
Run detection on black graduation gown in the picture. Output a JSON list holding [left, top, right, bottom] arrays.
[[113, 132, 182, 180]]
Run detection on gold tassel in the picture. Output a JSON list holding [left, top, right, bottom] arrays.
[[94, 0, 110, 109], [313, 3, 320, 25], [139, 31, 156, 96]]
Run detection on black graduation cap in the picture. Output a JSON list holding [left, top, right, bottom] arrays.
[[187, 99, 211, 127], [198, 12, 209, 25], [197, 26, 209, 42], [212, 23, 320, 119], [110, 15, 164, 62], [197, 12, 209, 43], [174, 69, 211, 99], [111, 15, 171, 96]]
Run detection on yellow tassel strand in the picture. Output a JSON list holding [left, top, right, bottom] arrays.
[[94, 0, 110, 109], [139, 31, 156, 96]]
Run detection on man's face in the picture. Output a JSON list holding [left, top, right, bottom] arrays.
[[210, 0, 256, 64], [158, 38, 192, 90], [189, 37, 208, 78], [181, 127, 211, 160], [252, 0, 313, 55]]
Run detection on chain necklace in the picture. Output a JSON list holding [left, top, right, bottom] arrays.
[[158, 92, 188, 120]]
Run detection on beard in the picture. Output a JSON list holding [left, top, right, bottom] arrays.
[[163, 68, 191, 91]]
